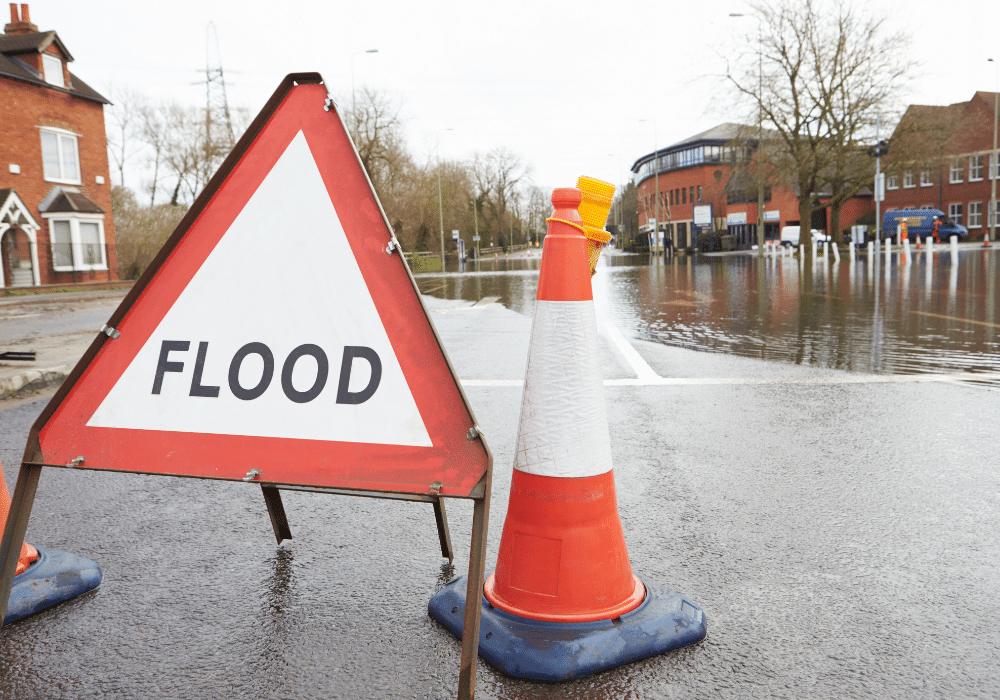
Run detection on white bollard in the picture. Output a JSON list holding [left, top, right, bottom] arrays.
[[903, 238, 911, 264], [823, 241, 829, 259], [927, 236, 934, 255], [833, 242, 841, 262], [849, 241, 855, 258], [951, 235, 959, 259], [799, 244, 805, 262], [868, 240, 874, 258], [885, 237, 892, 259], [812, 240, 817, 261]]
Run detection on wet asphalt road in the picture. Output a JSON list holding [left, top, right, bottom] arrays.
[[1, 295, 999, 699]]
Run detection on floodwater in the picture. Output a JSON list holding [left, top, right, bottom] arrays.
[[417, 245, 1000, 385]]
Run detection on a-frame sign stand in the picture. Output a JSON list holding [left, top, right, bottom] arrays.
[[0, 73, 493, 700]]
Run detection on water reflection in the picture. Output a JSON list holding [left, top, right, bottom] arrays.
[[416, 248, 1000, 384]]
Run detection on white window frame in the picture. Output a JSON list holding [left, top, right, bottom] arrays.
[[41, 53, 65, 88], [991, 152, 999, 181], [969, 154, 984, 182], [991, 201, 999, 228], [903, 170, 915, 188], [42, 213, 107, 271], [948, 203, 963, 226], [968, 202, 983, 228], [39, 127, 81, 185], [887, 174, 899, 190], [950, 158, 964, 183], [920, 169, 933, 187]]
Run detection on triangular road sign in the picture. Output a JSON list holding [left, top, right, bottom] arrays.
[[26, 73, 488, 497]]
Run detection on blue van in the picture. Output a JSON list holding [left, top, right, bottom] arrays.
[[881, 209, 968, 242]]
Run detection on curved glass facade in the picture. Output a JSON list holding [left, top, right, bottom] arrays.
[[633, 144, 752, 182]]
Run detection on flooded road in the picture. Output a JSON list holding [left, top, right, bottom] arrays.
[[418, 246, 1000, 385]]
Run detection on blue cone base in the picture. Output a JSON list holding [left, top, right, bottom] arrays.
[[428, 572, 707, 681], [4, 546, 102, 625]]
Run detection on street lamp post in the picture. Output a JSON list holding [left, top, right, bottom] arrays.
[[989, 58, 998, 245], [437, 128, 454, 268], [639, 119, 659, 254], [609, 153, 623, 248], [351, 49, 379, 118], [730, 12, 765, 256]]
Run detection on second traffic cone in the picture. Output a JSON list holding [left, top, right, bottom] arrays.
[[0, 462, 38, 576], [429, 189, 706, 681], [1, 461, 102, 625]]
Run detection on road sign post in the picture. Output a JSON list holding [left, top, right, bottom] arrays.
[[0, 73, 492, 700]]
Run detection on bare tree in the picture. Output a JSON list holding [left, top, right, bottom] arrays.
[[346, 86, 408, 195], [728, 0, 913, 250], [105, 85, 142, 187]]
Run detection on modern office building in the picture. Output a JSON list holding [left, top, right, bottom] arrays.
[[631, 123, 874, 251]]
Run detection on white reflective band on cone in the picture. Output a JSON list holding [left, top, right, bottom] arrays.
[[514, 299, 613, 478]]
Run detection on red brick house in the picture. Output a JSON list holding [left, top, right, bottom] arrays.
[[882, 92, 1000, 240], [0, 3, 117, 288]]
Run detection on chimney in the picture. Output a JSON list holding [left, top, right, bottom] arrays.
[[4, 3, 38, 35]]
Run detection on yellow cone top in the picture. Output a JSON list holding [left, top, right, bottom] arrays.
[[576, 176, 615, 231]]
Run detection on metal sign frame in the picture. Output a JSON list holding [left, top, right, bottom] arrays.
[[0, 73, 492, 700]]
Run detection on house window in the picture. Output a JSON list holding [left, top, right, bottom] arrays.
[[969, 154, 984, 181], [949, 203, 963, 226], [920, 169, 933, 187], [39, 128, 80, 184], [991, 153, 999, 180], [968, 202, 982, 228], [45, 216, 107, 271], [903, 170, 915, 188], [697, 185, 703, 202], [886, 174, 898, 190], [682, 188, 687, 204], [991, 201, 998, 228], [950, 158, 964, 183], [42, 53, 65, 88]]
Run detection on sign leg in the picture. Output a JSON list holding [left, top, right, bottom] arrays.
[[457, 470, 491, 700], [0, 464, 42, 626], [433, 496, 454, 563], [261, 485, 292, 543]]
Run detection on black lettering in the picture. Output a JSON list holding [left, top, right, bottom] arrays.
[[189, 341, 220, 397], [336, 346, 382, 405], [281, 344, 329, 404], [228, 342, 274, 400], [152, 340, 190, 395]]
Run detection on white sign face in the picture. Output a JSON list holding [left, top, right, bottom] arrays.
[[764, 210, 780, 222], [693, 205, 712, 226], [88, 131, 432, 447], [727, 212, 748, 225]]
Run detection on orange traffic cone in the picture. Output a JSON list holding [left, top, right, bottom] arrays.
[[0, 462, 38, 576], [483, 187, 642, 622], [915, 234, 922, 249], [429, 188, 706, 681], [985, 232, 992, 248]]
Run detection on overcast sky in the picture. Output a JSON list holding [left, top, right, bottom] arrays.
[[29, 0, 1000, 196]]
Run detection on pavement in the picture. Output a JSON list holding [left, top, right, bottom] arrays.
[[1, 288, 999, 698], [0, 290, 129, 400]]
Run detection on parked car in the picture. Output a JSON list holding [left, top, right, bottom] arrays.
[[881, 209, 968, 242], [780, 226, 830, 247]]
